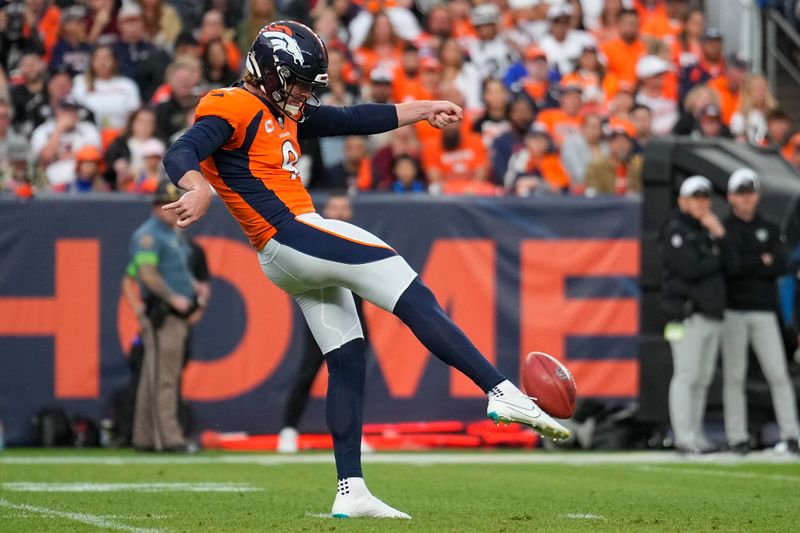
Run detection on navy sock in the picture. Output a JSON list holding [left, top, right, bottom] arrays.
[[324, 338, 366, 479], [392, 277, 505, 393]]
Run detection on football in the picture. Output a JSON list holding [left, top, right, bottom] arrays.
[[520, 352, 577, 419]]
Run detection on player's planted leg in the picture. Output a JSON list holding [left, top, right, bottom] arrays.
[[324, 338, 410, 519], [392, 277, 569, 439]]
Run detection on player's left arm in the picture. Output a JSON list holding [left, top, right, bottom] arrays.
[[298, 101, 462, 138]]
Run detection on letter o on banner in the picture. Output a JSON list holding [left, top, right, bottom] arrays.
[[117, 236, 293, 401]]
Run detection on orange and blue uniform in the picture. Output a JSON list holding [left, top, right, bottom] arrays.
[[165, 82, 400, 251], [194, 86, 313, 249]]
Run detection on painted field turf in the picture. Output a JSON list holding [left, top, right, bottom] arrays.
[[0, 450, 798, 532]]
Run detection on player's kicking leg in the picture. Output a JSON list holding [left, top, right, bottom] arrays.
[[391, 277, 569, 440], [273, 214, 569, 440]]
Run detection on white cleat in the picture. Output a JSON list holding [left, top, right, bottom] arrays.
[[487, 395, 571, 440], [331, 493, 411, 519], [276, 427, 298, 453]]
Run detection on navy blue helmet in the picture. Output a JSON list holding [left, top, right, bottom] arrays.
[[246, 21, 329, 122]]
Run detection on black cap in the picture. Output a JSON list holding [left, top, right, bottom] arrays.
[[153, 180, 181, 204], [702, 27, 723, 41]]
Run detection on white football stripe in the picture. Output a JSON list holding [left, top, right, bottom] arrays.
[[0, 498, 164, 533], [1, 482, 261, 492]]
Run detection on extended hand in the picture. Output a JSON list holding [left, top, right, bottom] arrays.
[[426, 101, 464, 129], [163, 185, 212, 228]]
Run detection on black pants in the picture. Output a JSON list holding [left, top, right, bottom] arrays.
[[282, 325, 326, 428]]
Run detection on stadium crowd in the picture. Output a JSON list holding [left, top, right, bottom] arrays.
[[0, 0, 797, 198]]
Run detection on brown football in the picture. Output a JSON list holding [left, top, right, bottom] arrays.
[[520, 351, 577, 419]]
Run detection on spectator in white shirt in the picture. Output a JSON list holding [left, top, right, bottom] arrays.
[[70, 44, 142, 131], [30, 96, 101, 189], [635, 55, 678, 136], [467, 3, 516, 80], [539, 3, 596, 76]]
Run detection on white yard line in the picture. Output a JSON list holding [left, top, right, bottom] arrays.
[[1, 451, 799, 466], [1, 482, 261, 493], [562, 513, 606, 520], [0, 498, 164, 533], [633, 465, 800, 482]]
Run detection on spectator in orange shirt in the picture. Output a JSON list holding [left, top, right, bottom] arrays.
[[709, 53, 749, 126], [783, 133, 800, 171], [562, 44, 608, 105], [679, 26, 724, 103], [601, 8, 647, 85], [423, 121, 489, 187], [353, 11, 404, 80], [536, 81, 584, 146], [504, 122, 570, 196], [24, 0, 61, 62], [392, 42, 421, 103], [197, 10, 241, 72], [641, 0, 687, 40]]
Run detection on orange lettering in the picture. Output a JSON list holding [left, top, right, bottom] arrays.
[[521, 240, 639, 397], [0, 240, 100, 398]]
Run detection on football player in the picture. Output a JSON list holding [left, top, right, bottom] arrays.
[[163, 21, 569, 519]]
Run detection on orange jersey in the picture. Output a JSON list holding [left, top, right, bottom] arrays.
[[535, 109, 582, 146], [195, 86, 315, 249], [601, 38, 647, 84]]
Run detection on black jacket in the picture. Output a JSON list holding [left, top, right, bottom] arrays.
[[723, 212, 786, 312], [660, 211, 729, 321]]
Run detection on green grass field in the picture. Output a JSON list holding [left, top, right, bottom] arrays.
[[0, 449, 798, 532]]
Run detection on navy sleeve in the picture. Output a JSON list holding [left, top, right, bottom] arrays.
[[163, 116, 234, 186], [298, 104, 399, 139]]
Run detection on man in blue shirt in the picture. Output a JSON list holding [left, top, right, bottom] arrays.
[[129, 180, 199, 452]]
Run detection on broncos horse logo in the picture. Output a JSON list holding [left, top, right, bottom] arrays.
[[261, 28, 306, 66]]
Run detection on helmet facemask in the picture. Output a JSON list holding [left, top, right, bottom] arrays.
[[246, 52, 328, 123]]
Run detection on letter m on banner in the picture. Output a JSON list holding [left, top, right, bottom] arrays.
[[521, 240, 640, 398]]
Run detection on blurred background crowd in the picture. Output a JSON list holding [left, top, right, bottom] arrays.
[[0, 0, 794, 198]]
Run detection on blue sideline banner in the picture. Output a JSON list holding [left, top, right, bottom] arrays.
[[0, 195, 640, 445]]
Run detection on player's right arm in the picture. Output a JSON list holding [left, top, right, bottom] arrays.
[[162, 107, 235, 228]]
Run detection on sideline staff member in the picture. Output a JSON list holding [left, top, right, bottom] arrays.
[[661, 176, 728, 454], [721, 168, 800, 455], [129, 180, 199, 452]]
